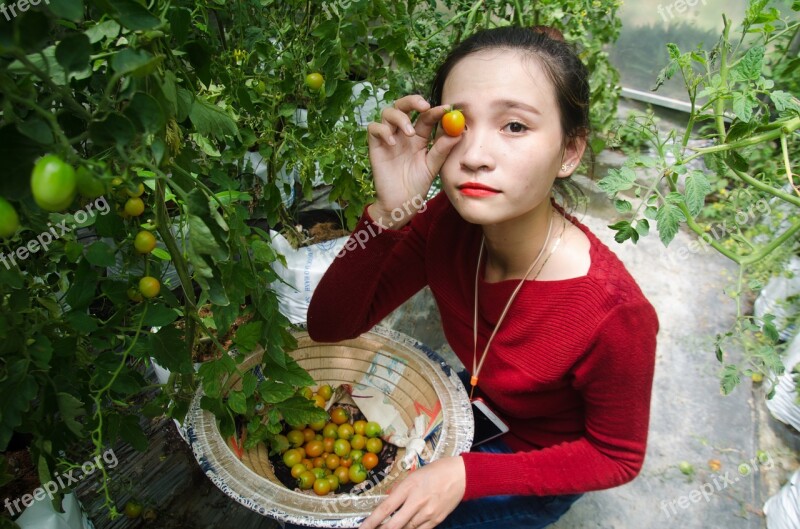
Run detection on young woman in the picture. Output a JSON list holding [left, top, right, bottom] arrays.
[[307, 26, 658, 529]]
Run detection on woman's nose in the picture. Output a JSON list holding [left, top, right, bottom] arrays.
[[458, 127, 496, 173]]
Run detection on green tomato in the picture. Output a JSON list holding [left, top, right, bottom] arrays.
[[348, 463, 367, 484], [30, 155, 77, 211], [123, 500, 143, 519], [75, 167, 107, 199], [0, 197, 20, 238], [305, 72, 324, 91]]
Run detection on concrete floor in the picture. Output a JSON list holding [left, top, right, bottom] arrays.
[[381, 177, 799, 529]]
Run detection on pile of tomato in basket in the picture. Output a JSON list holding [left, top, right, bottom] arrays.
[[271, 384, 396, 496]]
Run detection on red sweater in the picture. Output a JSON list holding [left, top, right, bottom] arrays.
[[307, 192, 658, 500]]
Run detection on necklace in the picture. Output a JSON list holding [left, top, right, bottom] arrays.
[[470, 211, 566, 400]]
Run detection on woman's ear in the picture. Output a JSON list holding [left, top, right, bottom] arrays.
[[558, 135, 587, 178]]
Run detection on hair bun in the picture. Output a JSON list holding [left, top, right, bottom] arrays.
[[530, 25, 564, 42]]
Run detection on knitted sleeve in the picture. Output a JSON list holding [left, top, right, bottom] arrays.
[[307, 194, 446, 342]]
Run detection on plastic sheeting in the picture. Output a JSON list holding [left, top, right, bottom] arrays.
[[269, 230, 349, 324], [765, 469, 800, 529], [765, 332, 800, 432]]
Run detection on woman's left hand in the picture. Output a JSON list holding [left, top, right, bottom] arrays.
[[359, 456, 466, 529]]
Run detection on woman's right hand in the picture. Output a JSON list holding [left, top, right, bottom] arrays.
[[366, 94, 461, 228]]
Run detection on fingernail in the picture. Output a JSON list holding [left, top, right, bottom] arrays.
[[388, 136, 396, 146], [405, 124, 415, 135]]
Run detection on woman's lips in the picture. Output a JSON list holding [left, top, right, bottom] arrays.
[[458, 183, 500, 197]]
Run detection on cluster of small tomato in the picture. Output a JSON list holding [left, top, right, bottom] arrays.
[[277, 385, 384, 496], [4, 154, 163, 300]]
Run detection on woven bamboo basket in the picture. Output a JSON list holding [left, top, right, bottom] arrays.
[[184, 325, 473, 528]]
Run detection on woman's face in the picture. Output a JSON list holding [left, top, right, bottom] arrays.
[[438, 49, 578, 226]]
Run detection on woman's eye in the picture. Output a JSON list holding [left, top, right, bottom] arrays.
[[504, 122, 528, 133]]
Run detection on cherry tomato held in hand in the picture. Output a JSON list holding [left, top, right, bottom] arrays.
[[441, 109, 465, 137]]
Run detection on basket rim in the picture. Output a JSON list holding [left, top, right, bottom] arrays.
[[183, 325, 474, 528]]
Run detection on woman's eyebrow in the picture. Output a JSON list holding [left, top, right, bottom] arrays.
[[451, 100, 542, 115]]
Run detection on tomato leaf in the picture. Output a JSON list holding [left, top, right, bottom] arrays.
[[233, 321, 263, 352], [55, 33, 91, 76], [140, 304, 179, 327], [119, 415, 148, 451], [66, 259, 97, 310], [258, 379, 296, 404], [729, 46, 764, 82], [48, 0, 85, 21], [597, 166, 637, 196], [125, 92, 166, 134], [770, 90, 800, 115], [56, 393, 85, 438], [655, 202, 682, 246], [85, 241, 116, 267], [684, 170, 711, 217], [226, 390, 247, 415], [106, 0, 160, 31], [274, 396, 328, 427], [189, 96, 239, 141], [149, 324, 192, 374], [720, 364, 741, 396]]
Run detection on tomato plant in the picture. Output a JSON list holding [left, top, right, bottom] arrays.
[[0, 0, 622, 517], [441, 109, 466, 137], [599, 1, 799, 396]]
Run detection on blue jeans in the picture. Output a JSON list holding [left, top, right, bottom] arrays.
[[435, 437, 582, 528]]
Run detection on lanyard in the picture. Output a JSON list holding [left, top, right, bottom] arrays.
[[470, 212, 564, 400]]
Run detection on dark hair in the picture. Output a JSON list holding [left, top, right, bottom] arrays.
[[429, 25, 590, 143]]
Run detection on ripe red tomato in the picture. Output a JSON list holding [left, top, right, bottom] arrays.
[[441, 109, 465, 136], [362, 452, 379, 470]]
